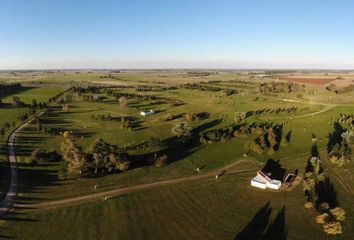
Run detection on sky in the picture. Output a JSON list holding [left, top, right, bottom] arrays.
[[1, 0, 354, 70]]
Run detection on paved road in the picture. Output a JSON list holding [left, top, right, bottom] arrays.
[[0, 95, 64, 217], [15, 159, 257, 210]]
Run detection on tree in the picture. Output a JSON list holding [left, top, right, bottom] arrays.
[[267, 128, 277, 147], [88, 138, 129, 174], [120, 117, 132, 130], [31, 99, 38, 108], [60, 137, 86, 174], [63, 130, 73, 139], [119, 96, 127, 110], [341, 130, 354, 143], [0, 128, 4, 139]]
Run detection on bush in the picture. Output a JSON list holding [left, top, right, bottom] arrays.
[[185, 113, 198, 121], [154, 154, 168, 167], [116, 161, 130, 172], [323, 221, 342, 235], [319, 202, 330, 213], [304, 202, 314, 209], [316, 213, 329, 224], [330, 207, 345, 221]]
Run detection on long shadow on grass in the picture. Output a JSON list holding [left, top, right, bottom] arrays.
[[261, 206, 287, 240], [14, 162, 64, 204], [129, 119, 222, 168], [0, 86, 35, 100], [315, 177, 338, 209], [327, 122, 345, 153], [234, 202, 287, 240], [234, 202, 272, 240]]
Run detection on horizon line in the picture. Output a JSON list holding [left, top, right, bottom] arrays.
[[1, 67, 354, 72]]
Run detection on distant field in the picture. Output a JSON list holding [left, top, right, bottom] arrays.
[[278, 77, 336, 85]]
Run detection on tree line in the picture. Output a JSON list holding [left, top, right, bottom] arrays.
[[303, 142, 346, 235]]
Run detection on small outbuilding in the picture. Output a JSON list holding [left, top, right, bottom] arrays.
[[251, 171, 282, 190], [140, 110, 155, 117]]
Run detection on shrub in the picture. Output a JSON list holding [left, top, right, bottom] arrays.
[[185, 113, 198, 121], [304, 202, 314, 209], [316, 213, 329, 224], [116, 161, 130, 172], [154, 154, 168, 167], [330, 207, 345, 221], [160, 113, 173, 121], [323, 221, 342, 235], [319, 202, 330, 213], [302, 178, 315, 191]]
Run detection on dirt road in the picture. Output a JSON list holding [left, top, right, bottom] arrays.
[[15, 159, 257, 210]]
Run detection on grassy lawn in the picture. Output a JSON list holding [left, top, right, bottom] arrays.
[[1, 159, 353, 240]]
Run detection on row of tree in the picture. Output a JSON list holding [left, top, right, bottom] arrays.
[[303, 143, 346, 235], [258, 81, 305, 94]]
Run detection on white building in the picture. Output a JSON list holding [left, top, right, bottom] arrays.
[[140, 110, 155, 117], [251, 171, 281, 190]]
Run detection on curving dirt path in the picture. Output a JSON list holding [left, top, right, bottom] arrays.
[[0, 95, 65, 216], [14, 159, 257, 210]]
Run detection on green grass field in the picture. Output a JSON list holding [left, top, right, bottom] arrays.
[[0, 71, 353, 239]]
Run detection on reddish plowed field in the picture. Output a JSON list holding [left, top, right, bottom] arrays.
[[279, 77, 336, 85]]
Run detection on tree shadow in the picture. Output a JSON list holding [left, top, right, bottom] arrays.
[[128, 119, 221, 168], [273, 124, 283, 151], [285, 131, 292, 143], [235, 203, 287, 240], [311, 143, 319, 158], [194, 119, 222, 133], [234, 202, 272, 240], [327, 122, 345, 153], [315, 177, 338, 209], [261, 206, 287, 240], [197, 112, 210, 120], [129, 135, 201, 168]]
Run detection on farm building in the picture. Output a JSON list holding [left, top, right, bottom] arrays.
[[140, 110, 155, 116], [251, 171, 282, 190]]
